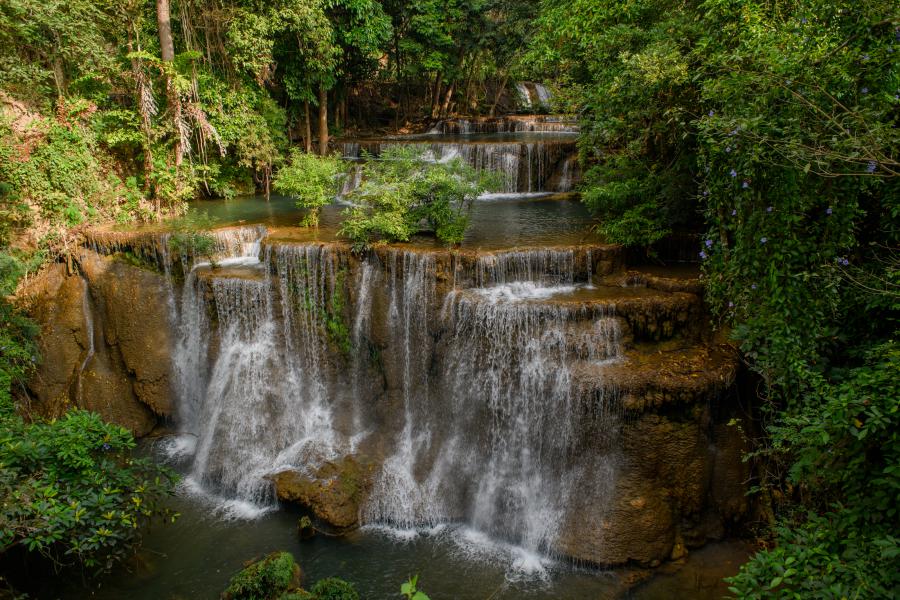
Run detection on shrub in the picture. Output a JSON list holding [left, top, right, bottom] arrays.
[[339, 146, 496, 250], [309, 577, 359, 600], [273, 151, 343, 227], [223, 551, 300, 600]]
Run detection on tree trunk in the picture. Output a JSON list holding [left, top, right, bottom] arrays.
[[156, 0, 175, 61], [318, 84, 329, 155], [156, 0, 183, 168], [440, 81, 455, 118], [304, 101, 312, 153], [430, 72, 443, 120]]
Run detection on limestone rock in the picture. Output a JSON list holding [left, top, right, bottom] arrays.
[[270, 456, 375, 531]]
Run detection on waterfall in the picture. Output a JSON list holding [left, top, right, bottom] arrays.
[[161, 237, 623, 568], [339, 164, 364, 201], [361, 278, 624, 559], [557, 156, 575, 192], [75, 278, 95, 403], [516, 82, 533, 110], [189, 277, 282, 508], [363, 251, 446, 529], [533, 84, 552, 109], [475, 249, 576, 286], [344, 140, 575, 193]]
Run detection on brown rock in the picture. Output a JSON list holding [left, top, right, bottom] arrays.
[[270, 456, 375, 531]]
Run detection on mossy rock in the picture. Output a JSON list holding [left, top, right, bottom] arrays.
[[270, 455, 375, 531], [222, 551, 302, 600], [309, 578, 359, 600]]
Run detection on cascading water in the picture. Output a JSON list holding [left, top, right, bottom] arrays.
[[342, 140, 574, 193]]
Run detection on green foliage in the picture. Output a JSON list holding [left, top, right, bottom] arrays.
[[273, 151, 344, 227], [309, 577, 359, 600], [529, 0, 702, 247], [532, 0, 900, 591], [0, 409, 178, 573], [223, 551, 299, 600], [340, 146, 495, 250], [0, 113, 156, 247], [400, 574, 430, 600], [728, 340, 900, 598]]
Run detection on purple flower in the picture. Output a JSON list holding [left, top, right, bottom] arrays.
[[728, 301, 735, 308], [102, 443, 111, 451], [862, 54, 870, 61], [742, 181, 750, 189], [703, 190, 709, 196], [866, 160, 877, 173], [826, 207, 833, 215], [861, 87, 869, 94], [760, 237, 768, 244], [726, 146, 732, 153], [751, 284, 757, 290], [766, 206, 773, 212], [699, 251, 708, 259], [708, 110, 715, 117], [730, 169, 737, 178], [731, 209, 737, 216], [843, 258, 850, 266], [705, 239, 714, 248], [801, 17, 808, 24]]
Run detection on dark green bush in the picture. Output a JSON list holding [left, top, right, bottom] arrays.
[[223, 552, 300, 600], [309, 577, 359, 600]]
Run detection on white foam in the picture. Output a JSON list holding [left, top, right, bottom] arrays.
[[155, 434, 198, 463], [178, 476, 275, 520], [469, 282, 593, 303], [477, 192, 554, 201]]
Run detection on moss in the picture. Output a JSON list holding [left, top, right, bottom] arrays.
[[310, 578, 359, 600], [222, 551, 300, 600], [115, 249, 162, 273]]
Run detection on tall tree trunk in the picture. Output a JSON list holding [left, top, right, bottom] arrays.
[[440, 81, 455, 118], [334, 91, 341, 131], [430, 72, 443, 120], [318, 84, 328, 156], [304, 101, 312, 153], [156, 0, 175, 61], [157, 0, 183, 168]]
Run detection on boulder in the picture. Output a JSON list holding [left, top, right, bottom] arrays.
[[270, 456, 375, 531]]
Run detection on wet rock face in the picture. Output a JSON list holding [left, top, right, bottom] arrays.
[[24, 250, 173, 435], [270, 456, 375, 531], [557, 405, 750, 566]]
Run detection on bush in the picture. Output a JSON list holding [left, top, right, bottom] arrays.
[[223, 551, 300, 600], [309, 577, 358, 600], [0, 408, 178, 573], [273, 151, 344, 227], [339, 146, 495, 250]]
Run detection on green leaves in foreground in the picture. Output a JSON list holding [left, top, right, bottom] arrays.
[[0, 408, 177, 573], [400, 574, 430, 600]]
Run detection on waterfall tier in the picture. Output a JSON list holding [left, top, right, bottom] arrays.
[[30, 227, 747, 570], [340, 137, 578, 193]]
